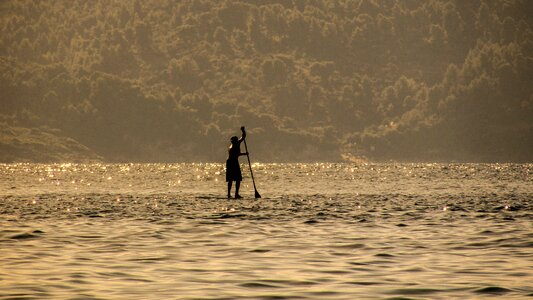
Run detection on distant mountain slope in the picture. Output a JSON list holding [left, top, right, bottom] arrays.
[[0, 0, 531, 162], [0, 125, 102, 163]]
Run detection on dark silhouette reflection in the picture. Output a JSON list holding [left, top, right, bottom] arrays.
[[226, 127, 248, 199]]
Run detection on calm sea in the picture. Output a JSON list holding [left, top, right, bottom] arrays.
[[1, 163, 532, 299]]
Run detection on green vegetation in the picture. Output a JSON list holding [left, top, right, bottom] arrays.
[[1, 0, 531, 162]]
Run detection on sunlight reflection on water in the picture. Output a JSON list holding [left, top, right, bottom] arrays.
[[0, 163, 532, 299]]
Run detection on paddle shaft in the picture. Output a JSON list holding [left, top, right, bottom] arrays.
[[242, 138, 260, 197]]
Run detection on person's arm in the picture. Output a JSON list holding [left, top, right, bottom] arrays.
[[239, 126, 248, 155], [238, 126, 246, 142]]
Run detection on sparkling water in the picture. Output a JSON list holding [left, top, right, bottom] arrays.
[[1, 163, 532, 299]]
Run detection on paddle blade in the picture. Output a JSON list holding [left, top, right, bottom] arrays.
[[254, 189, 261, 199]]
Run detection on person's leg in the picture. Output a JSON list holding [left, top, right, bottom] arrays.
[[227, 181, 232, 198], [235, 181, 242, 198]]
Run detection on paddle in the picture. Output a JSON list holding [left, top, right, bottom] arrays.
[[241, 126, 261, 199]]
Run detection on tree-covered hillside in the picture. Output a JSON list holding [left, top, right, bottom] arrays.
[[1, 0, 532, 162]]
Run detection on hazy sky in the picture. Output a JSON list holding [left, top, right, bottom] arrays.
[[1, 0, 532, 162]]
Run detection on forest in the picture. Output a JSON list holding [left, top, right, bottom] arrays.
[[1, 0, 532, 162]]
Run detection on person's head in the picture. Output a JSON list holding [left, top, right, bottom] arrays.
[[230, 136, 238, 144]]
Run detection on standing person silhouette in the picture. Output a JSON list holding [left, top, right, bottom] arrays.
[[226, 127, 248, 199]]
